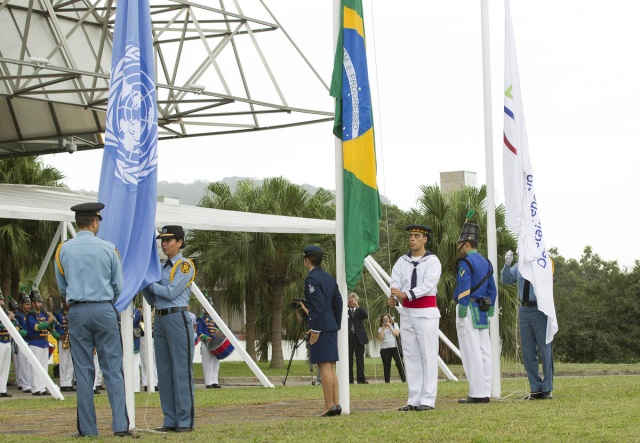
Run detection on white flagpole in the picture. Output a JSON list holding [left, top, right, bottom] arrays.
[[333, 0, 351, 415], [480, 0, 501, 398], [121, 304, 135, 429], [142, 298, 155, 393]]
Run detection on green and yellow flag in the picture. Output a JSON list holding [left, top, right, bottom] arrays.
[[330, 0, 381, 290]]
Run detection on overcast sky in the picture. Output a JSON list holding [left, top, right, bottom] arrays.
[[42, 1, 640, 268]]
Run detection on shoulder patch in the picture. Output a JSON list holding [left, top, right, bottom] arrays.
[[114, 246, 121, 259], [180, 261, 192, 274]]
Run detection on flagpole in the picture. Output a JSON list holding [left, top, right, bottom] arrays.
[[480, 0, 501, 398], [121, 303, 135, 429], [333, 0, 351, 415]]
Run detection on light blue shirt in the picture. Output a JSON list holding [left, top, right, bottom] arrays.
[[55, 231, 123, 304], [501, 263, 537, 303], [142, 253, 194, 310]]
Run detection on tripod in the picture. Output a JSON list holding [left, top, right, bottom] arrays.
[[282, 331, 309, 386]]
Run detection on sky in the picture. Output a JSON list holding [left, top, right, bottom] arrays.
[[42, 1, 640, 268]]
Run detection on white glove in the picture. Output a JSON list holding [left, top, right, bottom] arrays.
[[505, 250, 514, 266], [456, 317, 468, 337]]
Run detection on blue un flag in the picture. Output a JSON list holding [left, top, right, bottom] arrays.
[[98, 0, 160, 311]]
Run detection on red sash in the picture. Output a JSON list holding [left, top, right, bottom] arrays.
[[402, 296, 437, 309]]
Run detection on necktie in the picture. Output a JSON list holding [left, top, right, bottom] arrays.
[[164, 260, 173, 268], [349, 309, 354, 332], [523, 279, 531, 304], [411, 261, 419, 289]]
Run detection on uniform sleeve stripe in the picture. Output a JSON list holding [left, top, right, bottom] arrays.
[[457, 289, 470, 300]]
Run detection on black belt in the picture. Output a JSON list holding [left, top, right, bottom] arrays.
[[521, 301, 537, 307], [155, 306, 188, 317], [69, 300, 112, 305]]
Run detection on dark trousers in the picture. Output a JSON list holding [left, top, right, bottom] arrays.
[[380, 346, 406, 383], [348, 332, 366, 383]]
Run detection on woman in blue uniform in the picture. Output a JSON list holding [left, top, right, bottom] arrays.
[[142, 225, 195, 432], [302, 246, 343, 417]]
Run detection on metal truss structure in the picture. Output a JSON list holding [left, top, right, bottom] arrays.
[[0, 0, 333, 158]]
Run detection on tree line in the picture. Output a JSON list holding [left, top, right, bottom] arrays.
[[2, 158, 638, 366]]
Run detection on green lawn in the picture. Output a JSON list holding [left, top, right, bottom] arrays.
[[204, 358, 640, 380], [1, 373, 639, 442]]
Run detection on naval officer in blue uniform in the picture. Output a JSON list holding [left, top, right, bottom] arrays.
[[54, 202, 131, 437], [142, 225, 195, 432], [302, 245, 343, 417]]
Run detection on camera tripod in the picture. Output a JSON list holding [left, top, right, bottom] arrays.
[[282, 328, 318, 386]]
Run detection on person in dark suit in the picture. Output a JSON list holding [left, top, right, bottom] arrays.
[[302, 245, 343, 417], [347, 292, 369, 384]]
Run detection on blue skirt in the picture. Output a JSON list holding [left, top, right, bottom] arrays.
[[310, 330, 339, 364]]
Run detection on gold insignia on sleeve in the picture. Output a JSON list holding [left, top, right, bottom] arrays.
[[180, 261, 191, 274]]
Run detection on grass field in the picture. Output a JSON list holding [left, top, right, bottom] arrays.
[[1, 362, 639, 442]]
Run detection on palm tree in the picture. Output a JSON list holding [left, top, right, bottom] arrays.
[[187, 178, 335, 368], [0, 157, 65, 297]]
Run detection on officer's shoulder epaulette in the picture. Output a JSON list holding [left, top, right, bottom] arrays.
[[169, 258, 196, 289]]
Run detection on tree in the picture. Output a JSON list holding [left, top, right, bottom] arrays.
[[553, 246, 639, 363], [187, 178, 335, 368], [0, 157, 64, 297]]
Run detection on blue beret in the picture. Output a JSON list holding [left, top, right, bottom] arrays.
[[405, 224, 432, 234], [302, 245, 324, 258]]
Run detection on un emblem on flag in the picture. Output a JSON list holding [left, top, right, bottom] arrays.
[[105, 44, 158, 189]]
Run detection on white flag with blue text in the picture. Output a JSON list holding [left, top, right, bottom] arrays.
[[98, 0, 160, 311], [503, 0, 558, 344]]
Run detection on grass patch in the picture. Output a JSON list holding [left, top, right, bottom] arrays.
[[2, 373, 639, 442]]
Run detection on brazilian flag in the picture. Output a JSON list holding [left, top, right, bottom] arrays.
[[330, 0, 381, 290]]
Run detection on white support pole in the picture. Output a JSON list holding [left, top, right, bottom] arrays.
[[190, 284, 274, 388], [120, 303, 135, 430], [0, 309, 64, 400], [333, 0, 351, 415], [142, 298, 155, 393], [480, 0, 501, 398], [33, 222, 63, 287]]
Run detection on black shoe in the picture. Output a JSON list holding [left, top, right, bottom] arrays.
[[154, 386, 158, 391], [1, 393, 12, 397], [93, 389, 100, 394], [205, 384, 213, 389], [541, 392, 553, 400], [96, 385, 105, 391], [524, 392, 542, 400], [22, 389, 31, 393], [154, 427, 176, 432], [399, 404, 415, 411], [458, 397, 490, 404], [211, 384, 221, 389], [32, 391, 43, 396], [72, 432, 88, 438], [143, 386, 148, 392], [71, 386, 77, 391], [174, 427, 193, 432], [415, 405, 434, 411], [336, 404, 342, 416], [357, 380, 369, 384], [321, 405, 340, 417], [43, 391, 51, 395], [61, 387, 72, 392], [114, 430, 135, 437]]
